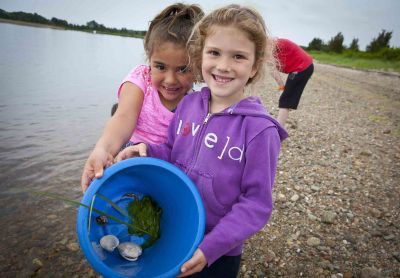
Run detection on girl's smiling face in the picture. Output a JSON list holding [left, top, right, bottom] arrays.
[[150, 42, 194, 111], [201, 25, 258, 107]]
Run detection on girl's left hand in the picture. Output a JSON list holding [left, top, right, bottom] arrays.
[[177, 249, 207, 277], [114, 143, 147, 162]]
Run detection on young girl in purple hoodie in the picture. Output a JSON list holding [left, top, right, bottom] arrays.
[[116, 4, 288, 278]]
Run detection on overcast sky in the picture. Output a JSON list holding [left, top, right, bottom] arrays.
[[1, 0, 399, 50]]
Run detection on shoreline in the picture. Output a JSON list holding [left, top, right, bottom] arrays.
[[0, 18, 144, 39], [0, 18, 65, 30]]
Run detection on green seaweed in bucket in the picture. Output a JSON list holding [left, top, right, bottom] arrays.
[[128, 196, 162, 249]]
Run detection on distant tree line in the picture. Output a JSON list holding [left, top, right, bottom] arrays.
[[0, 9, 146, 38], [306, 30, 399, 61]]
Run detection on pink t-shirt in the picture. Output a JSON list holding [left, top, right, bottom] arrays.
[[117, 65, 174, 144]]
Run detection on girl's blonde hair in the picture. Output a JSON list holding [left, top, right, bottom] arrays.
[[144, 3, 204, 61], [188, 4, 275, 85]]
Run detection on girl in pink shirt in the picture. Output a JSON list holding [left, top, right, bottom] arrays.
[[81, 3, 204, 192]]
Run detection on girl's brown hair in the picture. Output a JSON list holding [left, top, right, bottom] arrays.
[[144, 3, 204, 60], [188, 4, 275, 85]]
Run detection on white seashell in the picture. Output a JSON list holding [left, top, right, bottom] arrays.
[[118, 242, 142, 261], [100, 235, 119, 252]]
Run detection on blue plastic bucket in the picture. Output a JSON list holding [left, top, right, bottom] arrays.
[[77, 157, 205, 278]]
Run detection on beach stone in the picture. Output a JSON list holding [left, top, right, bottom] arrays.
[[321, 211, 337, 224], [383, 234, 395, 241], [67, 242, 80, 252], [308, 213, 317, 221], [311, 185, 321, 191], [264, 250, 276, 263], [290, 194, 300, 202], [276, 193, 286, 202], [343, 272, 353, 278], [30, 258, 43, 272], [393, 252, 400, 262], [307, 237, 321, 246], [369, 208, 382, 218]]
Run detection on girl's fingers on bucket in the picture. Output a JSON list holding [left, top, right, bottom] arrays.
[[106, 154, 114, 167], [126, 146, 139, 158], [81, 164, 95, 193], [81, 175, 90, 193], [115, 146, 136, 162], [177, 249, 206, 277], [115, 150, 127, 162], [138, 144, 147, 157], [94, 160, 104, 179]]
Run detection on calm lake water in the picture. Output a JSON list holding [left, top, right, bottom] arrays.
[[0, 23, 145, 275], [0, 23, 145, 193]]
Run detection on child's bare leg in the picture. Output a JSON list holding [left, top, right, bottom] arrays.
[[277, 108, 290, 126]]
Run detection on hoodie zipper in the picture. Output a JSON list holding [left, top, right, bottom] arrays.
[[188, 97, 238, 175], [203, 112, 211, 124]]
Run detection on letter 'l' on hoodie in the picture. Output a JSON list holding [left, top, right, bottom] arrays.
[[147, 87, 288, 266]]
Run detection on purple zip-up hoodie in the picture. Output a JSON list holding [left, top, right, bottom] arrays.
[[147, 87, 288, 266]]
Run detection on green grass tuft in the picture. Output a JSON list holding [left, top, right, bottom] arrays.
[[308, 50, 400, 73]]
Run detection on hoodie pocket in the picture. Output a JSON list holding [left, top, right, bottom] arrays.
[[197, 173, 228, 217]]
